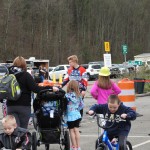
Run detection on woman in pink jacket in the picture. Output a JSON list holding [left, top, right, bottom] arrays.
[[90, 67, 121, 104]]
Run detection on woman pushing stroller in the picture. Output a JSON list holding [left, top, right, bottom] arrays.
[[6, 56, 59, 129]]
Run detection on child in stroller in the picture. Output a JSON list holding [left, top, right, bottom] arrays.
[[32, 87, 70, 150], [0, 115, 31, 150]]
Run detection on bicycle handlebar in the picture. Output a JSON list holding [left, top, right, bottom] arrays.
[[86, 111, 126, 129], [38, 88, 65, 95]]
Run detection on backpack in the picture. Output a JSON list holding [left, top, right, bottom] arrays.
[[0, 73, 22, 101]]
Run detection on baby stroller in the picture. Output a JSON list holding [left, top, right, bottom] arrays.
[[32, 88, 70, 150]]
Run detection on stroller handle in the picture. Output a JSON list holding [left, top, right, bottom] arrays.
[[38, 88, 66, 95]]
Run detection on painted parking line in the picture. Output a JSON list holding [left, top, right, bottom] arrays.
[[80, 135, 150, 138], [132, 140, 150, 149]]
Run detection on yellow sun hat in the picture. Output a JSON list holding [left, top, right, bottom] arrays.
[[99, 66, 111, 76]]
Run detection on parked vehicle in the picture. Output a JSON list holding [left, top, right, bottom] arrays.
[[126, 64, 135, 73], [109, 66, 121, 78], [49, 67, 55, 72], [49, 65, 70, 80], [81, 64, 102, 81], [0, 65, 8, 79], [112, 64, 126, 75], [88, 61, 104, 67]]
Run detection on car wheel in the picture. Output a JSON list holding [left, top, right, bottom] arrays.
[[87, 73, 90, 81]]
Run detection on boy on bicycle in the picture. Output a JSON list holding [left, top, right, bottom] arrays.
[[0, 115, 31, 150], [88, 95, 136, 150]]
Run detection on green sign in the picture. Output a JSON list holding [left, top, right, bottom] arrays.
[[122, 45, 128, 54], [128, 60, 143, 66]]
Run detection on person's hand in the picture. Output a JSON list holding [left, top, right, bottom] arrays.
[[81, 91, 86, 97], [58, 84, 62, 88], [121, 113, 127, 119], [88, 110, 94, 115], [52, 86, 59, 92]]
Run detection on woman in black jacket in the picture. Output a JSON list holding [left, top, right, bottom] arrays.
[[7, 56, 58, 129]]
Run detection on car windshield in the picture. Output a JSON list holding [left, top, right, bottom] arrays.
[[91, 65, 101, 69], [118, 64, 125, 68], [49, 68, 54, 72]]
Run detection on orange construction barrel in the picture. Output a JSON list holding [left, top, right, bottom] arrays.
[[118, 78, 136, 111]]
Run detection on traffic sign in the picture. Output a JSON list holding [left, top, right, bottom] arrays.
[[104, 42, 110, 52], [103, 53, 112, 67], [122, 44, 128, 54], [128, 60, 143, 66]]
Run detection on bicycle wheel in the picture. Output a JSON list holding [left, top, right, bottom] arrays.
[[45, 144, 50, 150], [95, 139, 98, 149], [32, 114, 37, 130], [96, 142, 108, 150], [126, 141, 132, 150], [32, 132, 37, 150]]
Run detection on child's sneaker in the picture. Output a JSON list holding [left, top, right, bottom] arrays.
[[77, 147, 81, 150], [70, 146, 77, 150]]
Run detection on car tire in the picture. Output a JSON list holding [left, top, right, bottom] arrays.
[[87, 73, 90, 81]]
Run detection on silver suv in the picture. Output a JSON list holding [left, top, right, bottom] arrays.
[[81, 64, 102, 81]]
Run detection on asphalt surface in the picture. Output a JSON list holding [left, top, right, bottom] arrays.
[[0, 81, 150, 150]]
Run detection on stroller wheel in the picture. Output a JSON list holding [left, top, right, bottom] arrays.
[[45, 144, 50, 150], [32, 114, 37, 130], [32, 132, 37, 150], [63, 130, 70, 150]]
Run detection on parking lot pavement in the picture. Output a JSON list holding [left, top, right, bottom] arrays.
[[81, 96, 150, 150], [0, 85, 150, 149]]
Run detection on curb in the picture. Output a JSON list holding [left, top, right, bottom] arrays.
[[136, 92, 150, 97]]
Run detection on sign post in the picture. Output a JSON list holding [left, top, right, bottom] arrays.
[[104, 42, 110, 52], [122, 44, 128, 73], [128, 60, 143, 66], [104, 42, 112, 67], [103, 53, 112, 67], [122, 44, 128, 63]]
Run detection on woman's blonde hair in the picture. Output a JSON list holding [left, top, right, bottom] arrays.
[[2, 115, 16, 126], [97, 76, 112, 89], [13, 56, 27, 71], [67, 55, 78, 63], [67, 80, 81, 97]]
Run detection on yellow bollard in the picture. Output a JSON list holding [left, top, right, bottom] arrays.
[[59, 74, 63, 84], [52, 73, 56, 84]]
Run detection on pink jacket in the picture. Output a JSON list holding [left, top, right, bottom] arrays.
[[90, 81, 121, 104]]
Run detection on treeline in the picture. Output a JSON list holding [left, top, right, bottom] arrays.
[[0, 0, 149, 65]]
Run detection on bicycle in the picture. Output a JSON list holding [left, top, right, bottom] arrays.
[[86, 112, 133, 150]]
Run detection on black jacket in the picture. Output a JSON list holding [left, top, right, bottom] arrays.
[[7, 71, 52, 106], [0, 127, 31, 150], [90, 103, 136, 136]]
